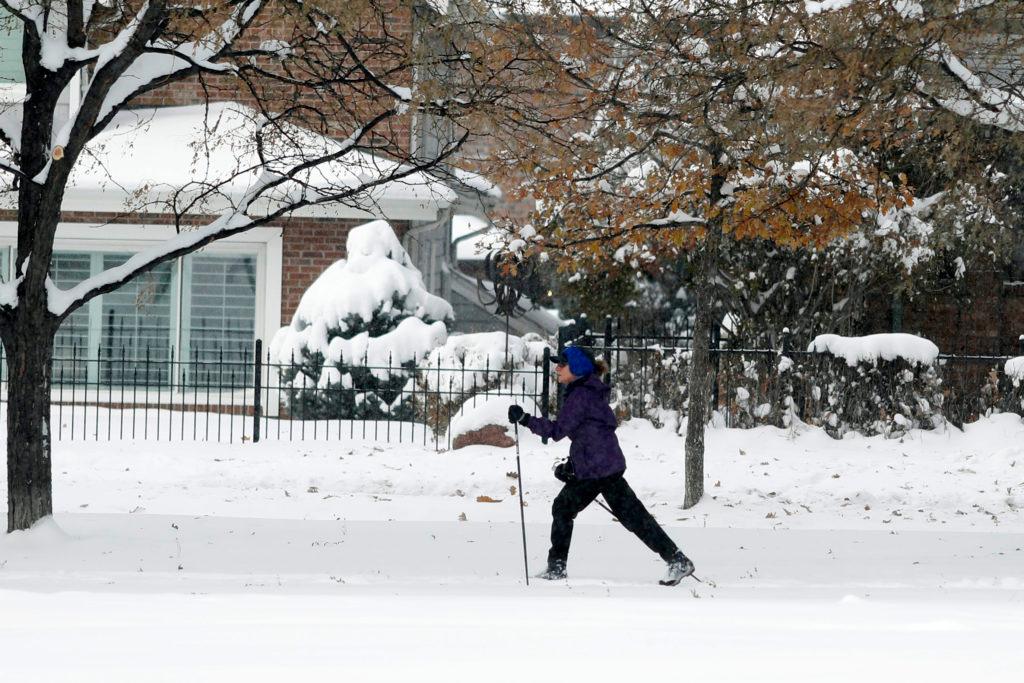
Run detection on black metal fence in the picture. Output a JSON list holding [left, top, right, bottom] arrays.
[[1, 321, 1021, 445], [565, 316, 1024, 433], [0, 342, 553, 449]]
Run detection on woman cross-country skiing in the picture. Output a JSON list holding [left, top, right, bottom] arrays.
[[508, 345, 695, 585]]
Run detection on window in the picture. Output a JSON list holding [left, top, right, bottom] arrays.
[[0, 11, 25, 97], [99, 254, 174, 384], [49, 250, 257, 386], [183, 254, 256, 363], [51, 252, 93, 383], [181, 254, 256, 387]]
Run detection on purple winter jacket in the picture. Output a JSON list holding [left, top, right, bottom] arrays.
[[524, 374, 626, 480]]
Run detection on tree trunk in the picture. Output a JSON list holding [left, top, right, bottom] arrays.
[[683, 170, 727, 510], [5, 327, 56, 532]]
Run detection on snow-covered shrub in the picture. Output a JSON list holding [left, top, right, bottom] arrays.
[[610, 346, 690, 430], [269, 220, 453, 420], [602, 332, 1024, 436], [418, 332, 552, 434], [963, 357, 1024, 423], [602, 345, 778, 431], [716, 352, 791, 429], [800, 334, 945, 438], [609, 333, 947, 436]]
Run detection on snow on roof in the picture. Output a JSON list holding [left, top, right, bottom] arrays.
[[452, 214, 500, 260], [808, 333, 940, 367], [32, 102, 458, 221], [449, 168, 503, 200]]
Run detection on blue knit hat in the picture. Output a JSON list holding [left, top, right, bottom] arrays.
[[555, 346, 596, 377]]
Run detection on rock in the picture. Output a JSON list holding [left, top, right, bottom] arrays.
[[452, 424, 515, 449]]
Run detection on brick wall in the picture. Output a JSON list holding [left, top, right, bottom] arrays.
[[864, 268, 1024, 356], [279, 216, 409, 320], [126, 1, 414, 152]]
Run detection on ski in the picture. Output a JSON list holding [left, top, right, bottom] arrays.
[[659, 573, 702, 587]]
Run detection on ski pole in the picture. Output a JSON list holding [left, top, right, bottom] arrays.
[[594, 497, 616, 518], [514, 421, 530, 585]]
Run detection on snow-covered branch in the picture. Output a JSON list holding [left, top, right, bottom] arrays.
[[44, 166, 273, 318], [90, 0, 259, 110], [0, 1, 43, 31], [44, 100, 463, 319], [920, 44, 1024, 133]]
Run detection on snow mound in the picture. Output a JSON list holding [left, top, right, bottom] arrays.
[[808, 333, 939, 367], [1, 516, 72, 548], [449, 393, 541, 441], [1005, 357, 1024, 382]]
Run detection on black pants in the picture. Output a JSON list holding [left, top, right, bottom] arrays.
[[548, 473, 679, 568]]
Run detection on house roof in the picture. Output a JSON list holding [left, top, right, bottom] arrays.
[[12, 102, 459, 221]]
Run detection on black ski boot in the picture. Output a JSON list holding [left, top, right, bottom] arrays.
[[660, 551, 695, 586], [536, 560, 567, 580]]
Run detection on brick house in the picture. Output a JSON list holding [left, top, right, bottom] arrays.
[[868, 267, 1024, 356], [0, 3, 558, 379]]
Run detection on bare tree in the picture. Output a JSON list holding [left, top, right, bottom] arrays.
[[0, 0, 505, 531]]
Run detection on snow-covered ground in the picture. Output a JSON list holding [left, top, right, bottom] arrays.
[[2, 415, 1023, 681]]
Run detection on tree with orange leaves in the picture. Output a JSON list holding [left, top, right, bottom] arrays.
[[485, 0, 919, 507]]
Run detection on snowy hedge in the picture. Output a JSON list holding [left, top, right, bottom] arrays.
[[609, 346, 691, 430], [269, 220, 453, 420], [613, 333, 969, 438], [792, 337, 942, 437]]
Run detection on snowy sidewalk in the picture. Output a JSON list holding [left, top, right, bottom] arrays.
[[1, 514, 1023, 682], [3, 415, 1024, 680], [1, 514, 1022, 597]]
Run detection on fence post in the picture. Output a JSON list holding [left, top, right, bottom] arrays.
[[710, 324, 721, 409], [253, 339, 262, 443], [615, 316, 622, 383], [780, 326, 801, 419], [541, 346, 551, 444], [1018, 334, 1024, 356], [603, 314, 614, 387]]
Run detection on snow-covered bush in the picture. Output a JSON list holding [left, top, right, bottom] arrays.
[[610, 333, 951, 438], [269, 220, 453, 419], [610, 346, 690, 430], [799, 334, 945, 438], [968, 356, 1024, 422], [716, 352, 790, 429], [418, 332, 553, 433], [711, 334, 945, 436]]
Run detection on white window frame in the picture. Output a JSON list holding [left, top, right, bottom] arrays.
[[1, 220, 282, 341], [0, 221, 282, 401]]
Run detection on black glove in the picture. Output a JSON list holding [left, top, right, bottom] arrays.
[[554, 461, 575, 483], [508, 405, 529, 426]]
